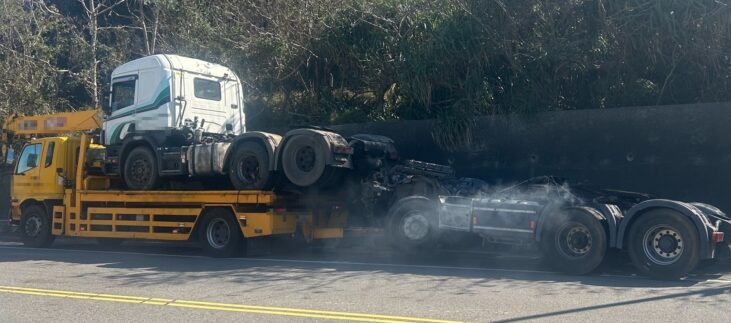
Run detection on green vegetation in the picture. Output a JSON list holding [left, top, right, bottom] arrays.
[[1, 0, 730, 147]]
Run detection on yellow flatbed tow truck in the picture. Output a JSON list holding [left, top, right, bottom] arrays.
[[3, 111, 343, 256]]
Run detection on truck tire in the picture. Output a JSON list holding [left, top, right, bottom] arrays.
[[627, 209, 700, 280], [123, 146, 160, 190], [281, 135, 338, 187], [541, 208, 606, 275], [228, 142, 273, 190], [20, 204, 54, 248], [198, 208, 243, 257], [387, 198, 440, 251]]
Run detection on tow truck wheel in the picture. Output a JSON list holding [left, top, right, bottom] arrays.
[[123, 146, 160, 190], [542, 208, 606, 275], [228, 142, 273, 190], [281, 135, 335, 187], [198, 208, 243, 257], [627, 209, 699, 280], [20, 205, 54, 248], [387, 198, 439, 251]]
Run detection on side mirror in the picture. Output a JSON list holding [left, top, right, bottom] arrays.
[[4, 147, 15, 165], [101, 90, 112, 115]]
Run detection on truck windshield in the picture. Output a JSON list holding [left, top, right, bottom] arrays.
[[15, 143, 41, 174]]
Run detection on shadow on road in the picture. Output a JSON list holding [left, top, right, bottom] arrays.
[[0, 237, 729, 294]]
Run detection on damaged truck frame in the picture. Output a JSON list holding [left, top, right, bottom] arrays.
[[431, 176, 731, 280], [3, 54, 730, 280]]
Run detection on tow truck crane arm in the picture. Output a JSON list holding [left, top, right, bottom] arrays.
[[1, 109, 103, 136], [0, 109, 103, 162]]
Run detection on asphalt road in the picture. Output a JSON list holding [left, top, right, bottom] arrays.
[[0, 238, 729, 322]]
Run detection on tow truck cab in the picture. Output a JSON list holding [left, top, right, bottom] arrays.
[[10, 137, 106, 224]]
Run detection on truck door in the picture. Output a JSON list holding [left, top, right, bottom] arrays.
[[104, 75, 138, 145], [134, 68, 173, 132], [38, 140, 59, 190], [12, 139, 66, 203], [223, 78, 244, 134], [12, 142, 42, 202], [185, 74, 228, 134]]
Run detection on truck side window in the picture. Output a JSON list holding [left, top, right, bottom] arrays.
[[194, 78, 221, 101], [111, 79, 136, 111], [45, 142, 55, 167], [15, 143, 41, 174]]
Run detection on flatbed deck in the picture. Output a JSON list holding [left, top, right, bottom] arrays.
[[76, 189, 276, 205], [50, 188, 341, 242]]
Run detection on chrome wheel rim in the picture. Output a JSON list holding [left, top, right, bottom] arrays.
[[402, 211, 430, 241], [206, 218, 231, 249], [129, 155, 152, 186], [642, 225, 683, 265], [295, 146, 316, 172], [24, 215, 42, 237], [236, 155, 260, 184], [556, 222, 593, 258]]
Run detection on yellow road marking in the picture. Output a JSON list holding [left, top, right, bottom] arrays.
[[0, 285, 464, 323]]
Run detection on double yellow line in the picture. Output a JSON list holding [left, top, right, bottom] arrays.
[[0, 285, 464, 323]]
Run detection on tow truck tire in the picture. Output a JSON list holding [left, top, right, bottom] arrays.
[[627, 209, 699, 280], [228, 142, 273, 190], [123, 146, 160, 190], [20, 205, 54, 248], [542, 208, 606, 275], [198, 208, 243, 258], [387, 198, 439, 251], [281, 135, 332, 187]]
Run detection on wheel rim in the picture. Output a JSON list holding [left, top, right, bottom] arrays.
[[206, 218, 231, 249], [24, 215, 42, 238], [129, 155, 152, 187], [555, 222, 593, 258], [401, 211, 430, 241], [642, 224, 684, 265], [236, 155, 260, 184], [295, 146, 316, 172]]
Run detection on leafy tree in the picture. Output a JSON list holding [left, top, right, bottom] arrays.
[[0, 0, 84, 118], [1, 0, 730, 150]]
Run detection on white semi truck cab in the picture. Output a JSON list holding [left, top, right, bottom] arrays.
[[102, 54, 355, 191], [104, 54, 244, 145]]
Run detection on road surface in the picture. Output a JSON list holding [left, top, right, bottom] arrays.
[[0, 238, 729, 322]]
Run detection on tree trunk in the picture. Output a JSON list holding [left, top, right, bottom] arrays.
[[90, 8, 99, 108]]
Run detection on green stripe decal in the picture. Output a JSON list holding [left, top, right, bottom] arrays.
[[107, 85, 171, 121], [109, 122, 132, 145]]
